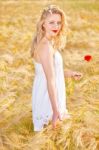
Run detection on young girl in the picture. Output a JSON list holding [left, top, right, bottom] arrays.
[[31, 5, 83, 132]]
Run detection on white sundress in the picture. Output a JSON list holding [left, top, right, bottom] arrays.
[[31, 50, 71, 131]]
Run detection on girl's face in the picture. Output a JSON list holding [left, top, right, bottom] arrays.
[[43, 13, 62, 38]]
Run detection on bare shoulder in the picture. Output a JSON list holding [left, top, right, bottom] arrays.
[[37, 39, 54, 59], [37, 39, 55, 80], [38, 39, 52, 52]]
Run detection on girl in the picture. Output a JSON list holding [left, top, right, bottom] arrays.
[[31, 5, 83, 132]]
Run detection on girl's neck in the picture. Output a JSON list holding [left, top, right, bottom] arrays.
[[43, 36, 54, 46]]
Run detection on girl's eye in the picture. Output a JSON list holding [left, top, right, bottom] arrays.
[[49, 21, 62, 25], [49, 21, 54, 24], [57, 22, 61, 25]]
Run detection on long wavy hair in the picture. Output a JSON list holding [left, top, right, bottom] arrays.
[[30, 4, 69, 58]]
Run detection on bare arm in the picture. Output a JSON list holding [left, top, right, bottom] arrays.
[[64, 68, 83, 79], [64, 68, 73, 78], [38, 41, 59, 113]]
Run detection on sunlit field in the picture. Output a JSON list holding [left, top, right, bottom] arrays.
[[0, 0, 99, 149]]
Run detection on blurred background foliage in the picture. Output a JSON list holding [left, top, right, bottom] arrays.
[[0, 0, 99, 150]]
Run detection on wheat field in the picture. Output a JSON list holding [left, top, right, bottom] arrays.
[[0, 0, 99, 150]]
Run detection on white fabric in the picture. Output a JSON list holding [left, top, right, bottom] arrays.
[[31, 50, 70, 131]]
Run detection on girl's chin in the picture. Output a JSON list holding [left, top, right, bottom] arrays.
[[51, 32, 58, 36]]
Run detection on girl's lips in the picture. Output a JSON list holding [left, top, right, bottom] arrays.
[[52, 30, 58, 33]]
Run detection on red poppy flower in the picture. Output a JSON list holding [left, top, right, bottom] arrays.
[[84, 55, 92, 61]]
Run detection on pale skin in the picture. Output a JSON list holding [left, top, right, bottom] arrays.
[[34, 13, 83, 129]]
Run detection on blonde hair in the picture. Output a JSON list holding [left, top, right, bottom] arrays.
[[30, 4, 69, 58]]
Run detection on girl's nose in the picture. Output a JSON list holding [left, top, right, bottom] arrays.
[[53, 24, 59, 29]]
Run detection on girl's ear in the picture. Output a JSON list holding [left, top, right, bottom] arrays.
[[42, 22, 45, 28], [42, 23, 45, 30]]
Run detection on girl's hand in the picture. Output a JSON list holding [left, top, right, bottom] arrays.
[[71, 71, 83, 80], [52, 110, 62, 129]]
